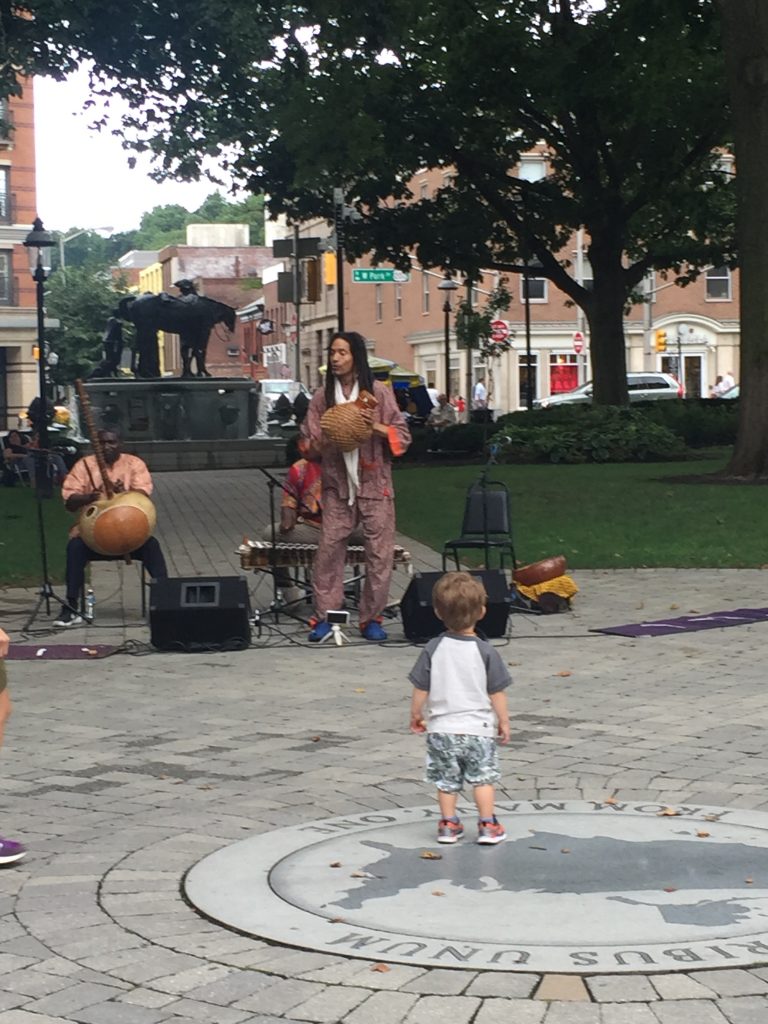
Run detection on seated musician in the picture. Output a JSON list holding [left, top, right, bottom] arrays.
[[259, 441, 361, 605], [54, 430, 168, 627]]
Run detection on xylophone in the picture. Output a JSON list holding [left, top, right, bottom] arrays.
[[239, 540, 413, 574]]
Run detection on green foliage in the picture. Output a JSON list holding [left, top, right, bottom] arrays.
[[454, 280, 514, 360], [45, 268, 130, 385], [490, 407, 686, 463], [0, 0, 733, 406], [639, 398, 739, 448]]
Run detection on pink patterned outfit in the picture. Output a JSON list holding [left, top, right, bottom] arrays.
[[303, 380, 411, 625]]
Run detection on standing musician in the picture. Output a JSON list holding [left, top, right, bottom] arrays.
[[302, 331, 411, 642], [54, 430, 168, 627]]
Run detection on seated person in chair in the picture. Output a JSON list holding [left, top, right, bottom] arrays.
[[427, 394, 457, 431], [54, 431, 168, 627], [260, 441, 361, 605], [2, 431, 30, 486]]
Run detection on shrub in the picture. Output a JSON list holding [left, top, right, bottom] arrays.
[[490, 407, 686, 463], [638, 398, 738, 447]]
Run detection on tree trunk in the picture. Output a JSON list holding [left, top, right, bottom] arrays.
[[721, 1, 768, 478], [583, 278, 630, 405]]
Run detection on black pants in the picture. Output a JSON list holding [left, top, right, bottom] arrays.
[[65, 536, 168, 605]]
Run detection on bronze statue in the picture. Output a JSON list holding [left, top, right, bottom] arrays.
[[116, 289, 237, 378]]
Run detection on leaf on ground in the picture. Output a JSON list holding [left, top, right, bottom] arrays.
[[696, 830, 710, 838], [663, 886, 677, 893], [420, 850, 442, 860], [560, 848, 571, 854], [555, 671, 572, 677], [353, 688, 366, 693], [310, 736, 321, 742], [329, 862, 342, 868], [657, 807, 680, 816], [746, 877, 754, 884], [604, 796, 618, 805], [351, 871, 372, 878], [371, 963, 391, 973], [704, 814, 720, 822], [432, 890, 446, 896], [669, 603, 679, 610], [330, 917, 345, 923]]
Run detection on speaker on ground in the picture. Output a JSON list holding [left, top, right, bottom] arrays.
[[149, 576, 251, 651], [400, 570, 510, 642]]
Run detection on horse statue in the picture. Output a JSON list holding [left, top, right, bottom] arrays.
[[117, 288, 237, 378]]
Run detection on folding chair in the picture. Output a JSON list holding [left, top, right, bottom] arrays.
[[442, 474, 516, 572]]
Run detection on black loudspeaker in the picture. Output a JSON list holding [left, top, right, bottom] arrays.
[[149, 577, 251, 651], [400, 570, 511, 641]]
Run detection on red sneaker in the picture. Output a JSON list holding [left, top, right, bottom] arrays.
[[437, 819, 464, 844]]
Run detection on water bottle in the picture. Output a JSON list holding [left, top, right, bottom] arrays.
[[85, 587, 95, 621]]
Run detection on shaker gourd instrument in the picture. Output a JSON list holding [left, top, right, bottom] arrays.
[[319, 390, 378, 452], [74, 380, 157, 557]]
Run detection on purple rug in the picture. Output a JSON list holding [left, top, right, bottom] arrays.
[[594, 607, 768, 638], [6, 644, 118, 660]]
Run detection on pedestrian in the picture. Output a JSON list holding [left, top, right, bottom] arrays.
[[408, 572, 511, 845], [0, 626, 26, 864], [472, 379, 487, 409]]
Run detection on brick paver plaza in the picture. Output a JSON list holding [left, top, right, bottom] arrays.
[[3, 468, 768, 1022]]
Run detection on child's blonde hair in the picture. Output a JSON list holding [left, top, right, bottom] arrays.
[[432, 571, 486, 632]]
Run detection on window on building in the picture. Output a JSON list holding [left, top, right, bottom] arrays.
[[549, 353, 579, 394], [395, 284, 403, 319], [375, 284, 383, 322], [518, 353, 538, 406], [0, 101, 9, 143], [522, 275, 547, 302], [518, 157, 547, 182], [423, 361, 436, 388], [706, 266, 731, 300], [0, 167, 9, 224], [442, 171, 454, 188], [419, 181, 429, 199], [0, 252, 10, 305], [421, 272, 430, 314]]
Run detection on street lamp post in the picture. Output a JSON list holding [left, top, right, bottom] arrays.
[[438, 272, 459, 398], [24, 217, 56, 496]]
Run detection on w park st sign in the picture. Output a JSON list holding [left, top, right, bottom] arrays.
[[352, 268, 411, 284]]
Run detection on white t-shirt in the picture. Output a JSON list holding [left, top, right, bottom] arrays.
[[473, 381, 487, 406], [426, 386, 440, 408], [409, 633, 511, 736]]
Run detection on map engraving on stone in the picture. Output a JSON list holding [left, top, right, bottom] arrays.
[[184, 802, 768, 974]]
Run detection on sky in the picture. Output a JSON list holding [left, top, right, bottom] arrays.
[[34, 70, 227, 234]]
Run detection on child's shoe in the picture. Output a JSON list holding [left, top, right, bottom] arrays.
[[437, 818, 464, 844], [477, 817, 506, 845]]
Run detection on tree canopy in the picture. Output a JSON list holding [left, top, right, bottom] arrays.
[[3, 0, 734, 405]]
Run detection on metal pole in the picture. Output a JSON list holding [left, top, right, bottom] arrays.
[[523, 259, 533, 411], [34, 261, 52, 498], [443, 297, 451, 398], [465, 280, 473, 421], [334, 191, 345, 333], [293, 224, 301, 381], [677, 329, 683, 389]]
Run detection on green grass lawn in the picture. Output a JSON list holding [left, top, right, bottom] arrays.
[[1, 488, 70, 587], [394, 452, 768, 568]]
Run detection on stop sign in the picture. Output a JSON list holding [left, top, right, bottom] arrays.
[[573, 330, 585, 354], [490, 319, 510, 343]]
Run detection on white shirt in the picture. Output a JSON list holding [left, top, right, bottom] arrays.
[[426, 386, 440, 408], [473, 381, 487, 407]]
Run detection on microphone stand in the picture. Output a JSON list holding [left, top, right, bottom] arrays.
[[22, 450, 86, 632], [255, 466, 311, 623]]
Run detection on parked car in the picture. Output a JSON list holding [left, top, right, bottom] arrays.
[[534, 372, 683, 408], [260, 379, 311, 413]]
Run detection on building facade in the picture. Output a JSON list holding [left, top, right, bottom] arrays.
[[0, 81, 43, 429]]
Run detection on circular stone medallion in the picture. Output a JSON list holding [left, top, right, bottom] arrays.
[[184, 801, 768, 973]]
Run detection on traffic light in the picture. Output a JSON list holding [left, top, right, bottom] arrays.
[[654, 329, 667, 353]]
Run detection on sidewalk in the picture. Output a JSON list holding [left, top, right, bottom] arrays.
[[2, 469, 768, 1022]]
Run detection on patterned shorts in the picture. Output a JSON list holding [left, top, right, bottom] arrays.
[[425, 733, 500, 793]]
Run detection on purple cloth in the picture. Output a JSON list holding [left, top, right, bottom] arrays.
[[593, 607, 768, 638], [6, 644, 116, 660]]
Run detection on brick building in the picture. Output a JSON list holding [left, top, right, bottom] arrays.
[[262, 165, 741, 412], [0, 80, 45, 429]]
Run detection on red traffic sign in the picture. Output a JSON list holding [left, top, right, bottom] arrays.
[[490, 319, 510, 343], [573, 331, 585, 354]]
